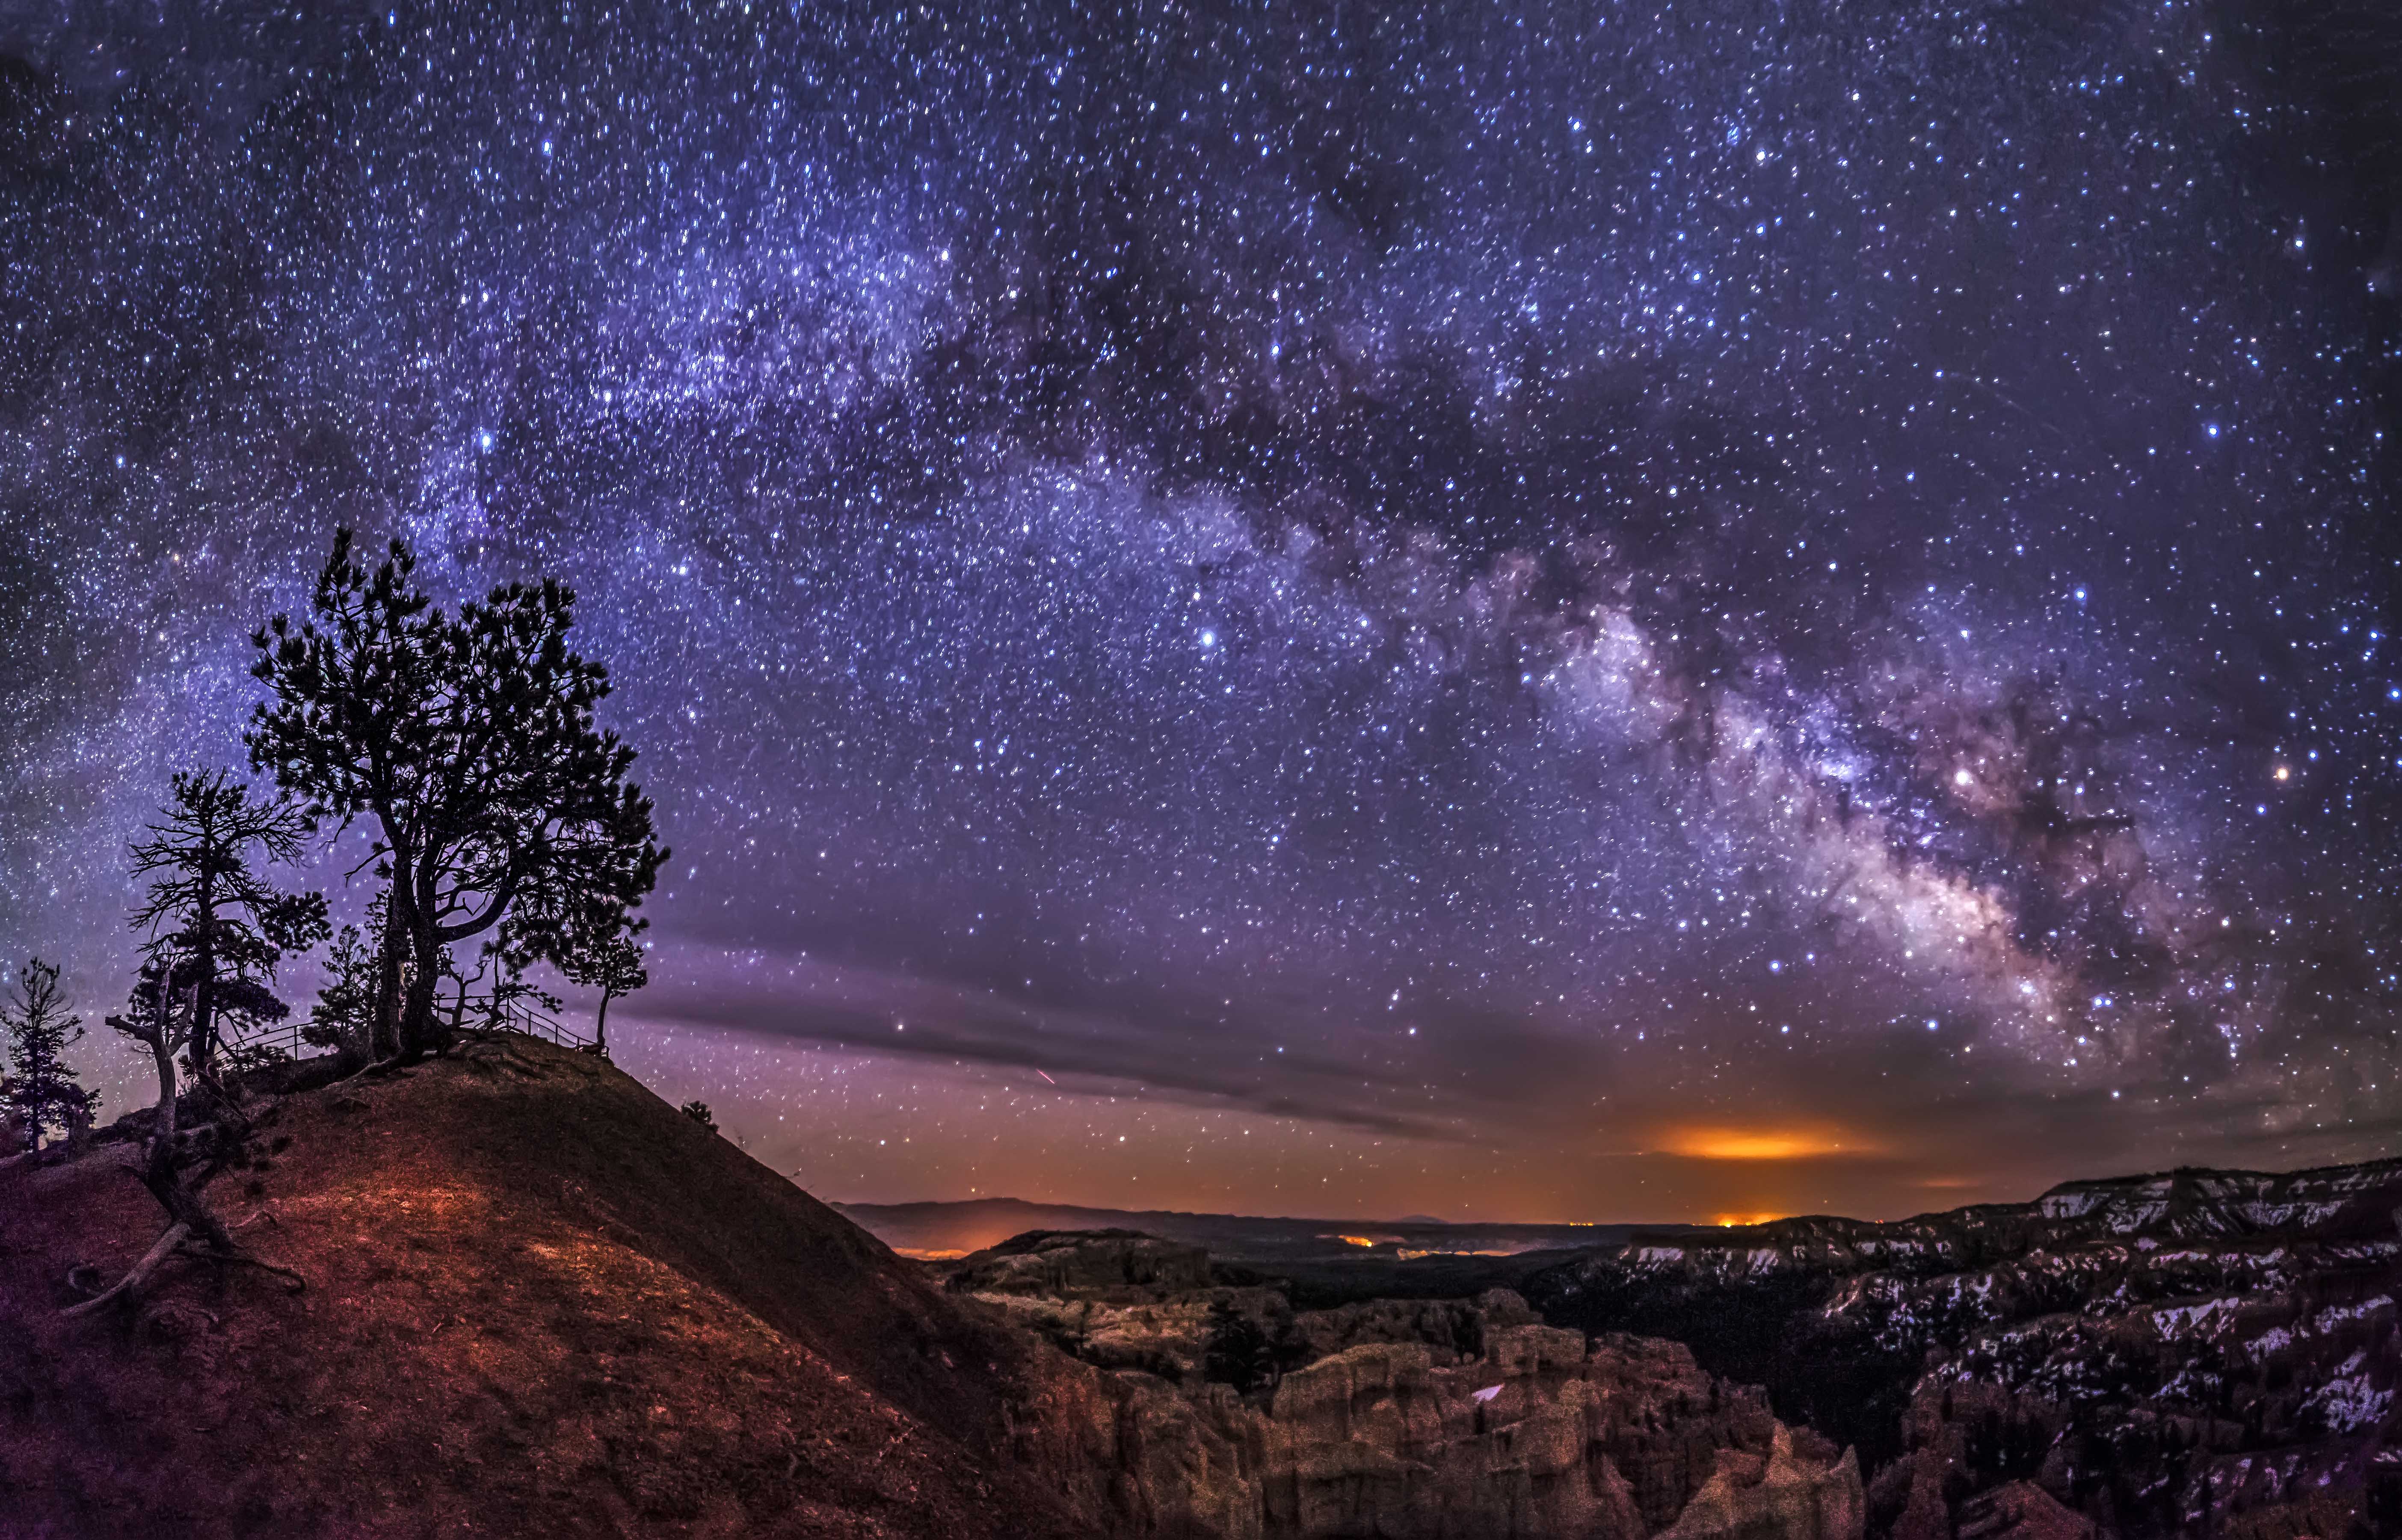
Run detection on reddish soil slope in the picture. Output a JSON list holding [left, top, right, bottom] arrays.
[[0, 1037, 1102, 1538]]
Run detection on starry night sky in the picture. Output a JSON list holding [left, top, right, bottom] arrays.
[[3, 1, 2399, 1223]]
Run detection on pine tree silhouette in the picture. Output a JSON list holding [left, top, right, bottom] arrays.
[[126, 770, 328, 1081], [248, 529, 666, 1064], [2, 959, 97, 1157], [71, 772, 325, 1317]]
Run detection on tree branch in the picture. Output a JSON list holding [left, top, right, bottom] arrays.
[[435, 862, 522, 945]]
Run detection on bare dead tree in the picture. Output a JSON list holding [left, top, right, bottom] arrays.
[[72, 958, 303, 1316]]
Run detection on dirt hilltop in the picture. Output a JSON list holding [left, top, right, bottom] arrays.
[[0, 1036, 1105, 1537]]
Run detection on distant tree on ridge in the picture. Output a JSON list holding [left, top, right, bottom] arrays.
[[566, 928, 647, 1058], [2, 958, 98, 1159]]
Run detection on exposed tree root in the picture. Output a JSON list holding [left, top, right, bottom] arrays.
[[193, 1245, 307, 1293], [64, 1222, 193, 1317], [455, 1034, 545, 1078], [331, 1053, 408, 1088], [62, 1221, 307, 1319]]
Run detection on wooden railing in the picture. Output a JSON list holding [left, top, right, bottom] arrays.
[[217, 994, 597, 1062], [493, 995, 597, 1052], [219, 1014, 314, 1063]]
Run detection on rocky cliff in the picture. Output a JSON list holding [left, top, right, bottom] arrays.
[[1031, 1321, 1865, 1540]]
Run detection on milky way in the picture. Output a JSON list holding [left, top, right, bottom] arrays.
[[3, 1, 2399, 1221]]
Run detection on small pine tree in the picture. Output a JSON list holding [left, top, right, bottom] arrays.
[[680, 1100, 717, 1133], [303, 922, 378, 1058], [1202, 1299, 1271, 1393], [566, 929, 646, 1058], [2, 959, 97, 1153], [73, 772, 323, 1317]]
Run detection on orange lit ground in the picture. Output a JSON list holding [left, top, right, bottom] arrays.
[[0, 1038, 1102, 1538]]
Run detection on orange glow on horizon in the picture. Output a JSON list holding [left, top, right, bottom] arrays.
[[1657, 1125, 1866, 1161], [1712, 1212, 1784, 1228]]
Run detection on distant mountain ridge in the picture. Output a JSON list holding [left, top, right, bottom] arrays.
[[1626, 1156, 2402, 1258], [843, 1156, 2402, 1262], [835, 1194, 1685, 1263]]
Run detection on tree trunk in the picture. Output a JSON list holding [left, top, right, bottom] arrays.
[[397, 922, 448, 1061], [147, 984, 179, 1153], [67, 969, 302, 1318], [594, 990, 612, 1058], [371, 902, 406, 1061], [129, 975, 229, 1267], [190, 917, 219, 1085]]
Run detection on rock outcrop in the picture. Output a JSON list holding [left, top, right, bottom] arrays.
[[955, 1238, 1548, 1384], [1657, 1426, 1864, 1540], [950, 1228, 1215, 1296]]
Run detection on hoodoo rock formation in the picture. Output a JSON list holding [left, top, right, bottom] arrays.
[[938, 1227, 1863, 1540]]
